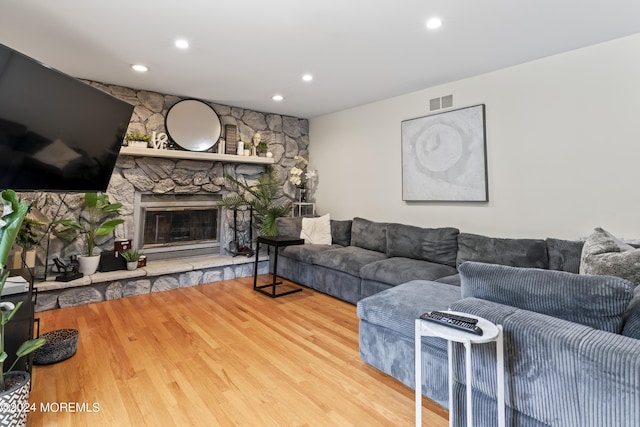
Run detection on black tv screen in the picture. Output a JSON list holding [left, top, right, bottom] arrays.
[[0, 44, 134, 192]]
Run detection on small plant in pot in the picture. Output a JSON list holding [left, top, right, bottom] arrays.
[[125, 133, 151, 148], [0, 190, 46, 426], [14, 202, 48, 269], [256, 141, 268, 157], [54, 193, 124, 276], [120, 249, 141, 271]]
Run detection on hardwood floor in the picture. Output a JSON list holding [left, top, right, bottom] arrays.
[[28, 276, 448, 426]]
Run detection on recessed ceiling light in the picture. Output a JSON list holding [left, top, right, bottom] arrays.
[[426, 17, 442, 29], [175, 39, 190, 49], [131, 64, 149, 72], [302, 74, 313, 82], [272, 94, 284, 101]]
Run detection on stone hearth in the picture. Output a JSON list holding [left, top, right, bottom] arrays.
[[35, 254, 269, 312]]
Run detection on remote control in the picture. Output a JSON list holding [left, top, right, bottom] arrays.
[[420, 311, 483, 336], [429, 311, 478, 324]]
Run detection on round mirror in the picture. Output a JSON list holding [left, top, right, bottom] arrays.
[[165, 99, 221, 151]]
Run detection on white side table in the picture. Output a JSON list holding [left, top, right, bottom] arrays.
[[415, 311, 504, 427]]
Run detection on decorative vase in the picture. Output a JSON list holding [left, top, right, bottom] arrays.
[[0, 371, 31, 427], [77, 255, 100, 275], [126, 261, 138, 271], [298, 187, 308, 203]]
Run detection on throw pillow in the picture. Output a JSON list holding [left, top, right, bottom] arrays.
[[300, 214, 332, 245], [580, 227, 640, 285], [459, 261, 634, 333]]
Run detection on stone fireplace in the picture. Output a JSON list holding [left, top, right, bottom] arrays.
[[25, 81, 309, 278]]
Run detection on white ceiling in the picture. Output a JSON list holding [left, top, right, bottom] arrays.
[[2, 0, 640, 119]]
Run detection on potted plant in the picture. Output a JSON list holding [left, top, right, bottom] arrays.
[[54, 193, 124, 275], [13, 203, 47, 269], [256, 141, 268, 157], [120, 249, 141, 271], [0, 190, 46, 426], [218, 166, 291, 237], [125, 133, 151, 148]]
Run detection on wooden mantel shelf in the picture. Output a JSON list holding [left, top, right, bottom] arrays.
[[119, 146, 275, 164]]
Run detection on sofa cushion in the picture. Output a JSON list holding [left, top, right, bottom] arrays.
[[386, 223, 459, 267], [300, 214, 332, 245], [280, 244, 342, 264], [456, 232, 549, 269], [459, 261, 634, 333], [360, 257, 458, 286], [351, 217, 387, 253], [546, 238, 584, 273], [434, 273, 461, 286], [580, 227, 640, 285], [330, 219, 352, 247], [357, 279, 462, 339], [314, 246, 388, 276], [622, 286, 640, 339], [276, 217, 303, 238]]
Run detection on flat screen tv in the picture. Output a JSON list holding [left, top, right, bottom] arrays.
[[0, 43, 134, 192]]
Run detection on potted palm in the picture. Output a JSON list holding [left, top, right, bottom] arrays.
[[0, 190, 46, 426], [218, 166, 291, 237], [54, 193, 124, 275]]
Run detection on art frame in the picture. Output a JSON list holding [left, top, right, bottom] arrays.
[[401, 104, 488, 202]]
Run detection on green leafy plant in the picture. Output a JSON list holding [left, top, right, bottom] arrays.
[[54, 193, 125, 257], [256, 141, 268, 154], [218, 167, 291, 237], [125, 133, 151, 142], [0, 190, 46, 390], [120, 249, 141, 262]]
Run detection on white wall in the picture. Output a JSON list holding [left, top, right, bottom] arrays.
[[309, 33, 640, 240]]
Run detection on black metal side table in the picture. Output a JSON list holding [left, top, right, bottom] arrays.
[[253, 235, 304, 298]]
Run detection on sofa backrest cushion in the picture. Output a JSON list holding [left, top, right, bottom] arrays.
[[580, 227, 640, 285], [351, 217, 387, 253], [622, 286, 640, 339], [459, 261, 634, 333], [330, 219, 352, 247], [457, 232, 549, 269], [276, 216, 302, 238], [386, 223, 459, 267], [546, 238, 584, 274]]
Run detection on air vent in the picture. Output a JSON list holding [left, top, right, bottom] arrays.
[[429, 95, 454, 111]]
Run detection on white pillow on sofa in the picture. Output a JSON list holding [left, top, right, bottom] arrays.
[[300, 214, 332, 245]]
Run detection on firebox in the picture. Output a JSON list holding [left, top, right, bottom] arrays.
[[134, 193, 222, 259]]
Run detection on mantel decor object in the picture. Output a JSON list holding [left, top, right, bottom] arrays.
[[401, 104, 488, 202], [165, 99, 221, 152]]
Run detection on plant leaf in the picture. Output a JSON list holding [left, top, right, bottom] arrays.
[[16, 338, 46, 357], [0, 190, 29, 266], [84, 192, 98, 208], [0, 352, 6, 363]]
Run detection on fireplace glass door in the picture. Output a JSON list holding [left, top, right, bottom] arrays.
[[143, 208, 218, 247]]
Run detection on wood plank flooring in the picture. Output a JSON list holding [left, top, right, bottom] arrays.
[[27, 276, 448, 426]]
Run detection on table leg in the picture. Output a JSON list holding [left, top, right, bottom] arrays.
[[497, 325, 505, 427], [465, 341, 473, 427], [415, 319, 422, 427], [448, 340, 454, 427], [253, 239, 260, 290]]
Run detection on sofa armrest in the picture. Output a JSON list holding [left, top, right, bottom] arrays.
[[450, 297, 640, 427]]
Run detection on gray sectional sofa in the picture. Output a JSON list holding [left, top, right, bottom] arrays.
[[274, 216, 640, 426]]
